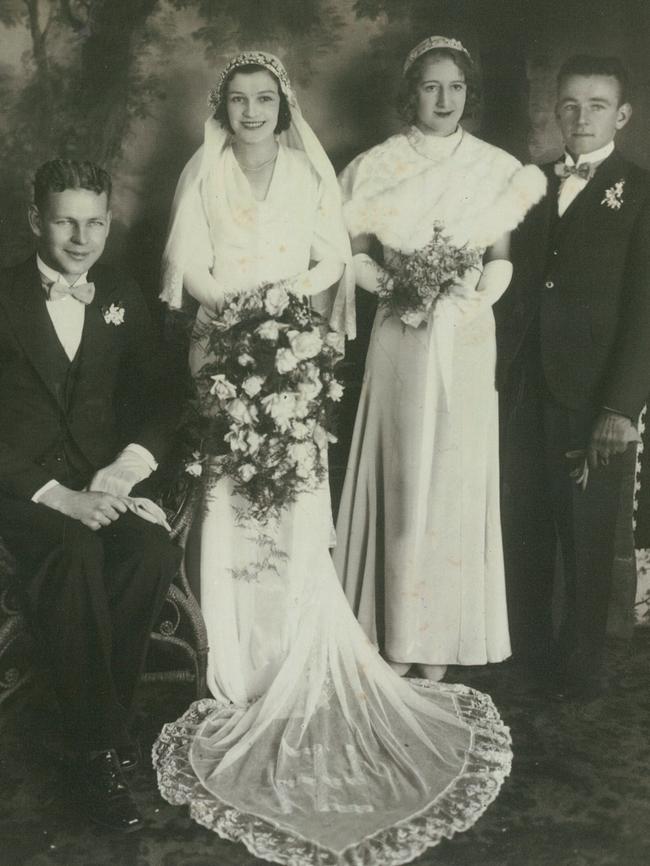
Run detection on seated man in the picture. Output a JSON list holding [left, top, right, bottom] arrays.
[[0, 159, 181, 831]]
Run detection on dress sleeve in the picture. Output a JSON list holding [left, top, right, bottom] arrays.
[[160, 149, 216, 310], [307, 170, 356, 337]]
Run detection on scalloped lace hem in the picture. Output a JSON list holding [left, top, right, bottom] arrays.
[[153, 681, 512, 866]]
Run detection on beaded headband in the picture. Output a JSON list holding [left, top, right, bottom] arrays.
[[403, 36, 471, 76], [208, 51, 294, 112]]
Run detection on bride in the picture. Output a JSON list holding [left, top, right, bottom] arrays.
[[153, 50, 512, 866]]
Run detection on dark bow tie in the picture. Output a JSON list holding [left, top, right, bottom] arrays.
[[42, 278, 95, 304], [554, 161, 597, 182]]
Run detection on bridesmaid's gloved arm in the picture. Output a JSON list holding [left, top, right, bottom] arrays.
[[351, 252, 391, 295], [443, 259, 513, 322], [474, 258, 513, 305]]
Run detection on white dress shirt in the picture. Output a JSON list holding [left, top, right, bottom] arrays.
[[37, 255, 87, 361], [33, 256, 157, 502], [557, 140, 615, 217]]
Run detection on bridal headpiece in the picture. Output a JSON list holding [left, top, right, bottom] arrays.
[[208, 51, 295, 111], [403, 36, 471, 75]]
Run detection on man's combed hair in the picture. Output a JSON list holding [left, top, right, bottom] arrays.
[[33, 159, 112, 209], [557, 55, 631, 104]]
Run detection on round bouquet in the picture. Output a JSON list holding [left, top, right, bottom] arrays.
[[379, 221, 482, 328], [182, 282, 345, 523]]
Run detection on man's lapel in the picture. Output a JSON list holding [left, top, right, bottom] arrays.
[[528, 164, 560, 277], [77, 264, 122, 385], [1, 258, 70, 406]]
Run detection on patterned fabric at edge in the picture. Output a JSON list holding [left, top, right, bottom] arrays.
[[153, 54, 513, 865]]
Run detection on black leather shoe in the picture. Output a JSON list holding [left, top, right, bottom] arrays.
[[76, 749, 144, 833], [116, 741, 141, 774]]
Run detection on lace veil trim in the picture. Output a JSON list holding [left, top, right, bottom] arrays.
[[153, 681, 512, 866]]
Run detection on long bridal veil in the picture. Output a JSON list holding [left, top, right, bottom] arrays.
[[154, 512, 511, 866]]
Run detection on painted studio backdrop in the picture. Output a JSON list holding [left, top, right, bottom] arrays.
[[1, 0, 650, 623]]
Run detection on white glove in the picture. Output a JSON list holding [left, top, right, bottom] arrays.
[[351, 252, 389, 294], [124, 497, 171, 531], [444, 259, 513, 322], [89, 445, 156, 497]]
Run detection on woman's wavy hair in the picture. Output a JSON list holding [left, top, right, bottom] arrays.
[[214, 63, 292, 134], [396, 47, 481, 126]]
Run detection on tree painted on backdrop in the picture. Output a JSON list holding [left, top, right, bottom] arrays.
[[0, 0, 344, 262]]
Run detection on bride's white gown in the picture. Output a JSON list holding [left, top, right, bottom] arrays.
[[153, 142, 512, 866]]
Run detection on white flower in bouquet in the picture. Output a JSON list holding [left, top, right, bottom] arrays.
[[288, 328, 322, 360], [293, 396, 310, 419], [261, 392, 298, 431], [272, 461, 291, 480], [264, 284, 290, 316], [226, 398, 257, 425], [298, 377, 322, 402], [401, 309, 428, 329], [256, 320, 282, 341], [328, 380, 344, 402], [225, 425, 248, 452], [290, 421, 310, 440], [313, 424, 328, 453], [242, 375, 265, 398], [239, 463, 257, 482], [303, 361, 320, 380], [324, 331, 345, 356], [238, 353, 255, 368], [288, 441, 317, 479], [246, 429, 264, 455], [209, 373, 237, 401], [275, 347, 299, 374], [221, 307, 241, 329], [266, 436, 283, 464], [185, 451, 203, 477]]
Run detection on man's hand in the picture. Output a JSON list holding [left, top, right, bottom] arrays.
[[39, 484, 129, 530], [587, 411, 641, 469], [89, 448, 153, 497]]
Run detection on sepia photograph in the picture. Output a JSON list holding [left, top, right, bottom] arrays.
[[0, 1, 649, 864]]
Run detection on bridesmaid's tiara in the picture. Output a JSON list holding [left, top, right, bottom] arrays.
[[209, 51, 294, 112], [403, 36, 472, 76]]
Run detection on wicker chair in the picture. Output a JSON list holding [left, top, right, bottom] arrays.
[[0, 489, 208, 707]]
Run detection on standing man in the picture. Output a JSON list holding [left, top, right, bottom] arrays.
[[497, 56, 650, 700], [0, 159, 181, 829]]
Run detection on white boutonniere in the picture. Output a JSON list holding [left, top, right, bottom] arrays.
[[102, 302, 125, 326], [601, 179, 625, 210]]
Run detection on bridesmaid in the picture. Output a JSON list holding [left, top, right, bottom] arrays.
[[333, 36, 546, 680]]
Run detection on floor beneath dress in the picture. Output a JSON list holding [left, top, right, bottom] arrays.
[[2, 632, 650, 866]]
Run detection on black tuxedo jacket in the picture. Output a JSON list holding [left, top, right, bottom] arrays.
[[0, 257, 175, 499], [496, 150, 650, 420]]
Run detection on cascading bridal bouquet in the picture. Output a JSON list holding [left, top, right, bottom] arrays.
[[182, 282, 345, 523], [378, 221, 482, 328]]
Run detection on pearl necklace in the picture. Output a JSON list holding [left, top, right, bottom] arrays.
[[238, 148, 278, 173]]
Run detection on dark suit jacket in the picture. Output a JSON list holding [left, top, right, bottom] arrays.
[[496, 150, 650, 420], [0, 257, 176, 500]]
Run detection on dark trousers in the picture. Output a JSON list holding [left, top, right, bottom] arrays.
[[0, 495, 181, 752], [501, 387, 635, 683]]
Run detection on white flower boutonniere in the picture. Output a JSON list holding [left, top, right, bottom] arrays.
[[102, 302, 125, 326], [601, 179, 625, 211]]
